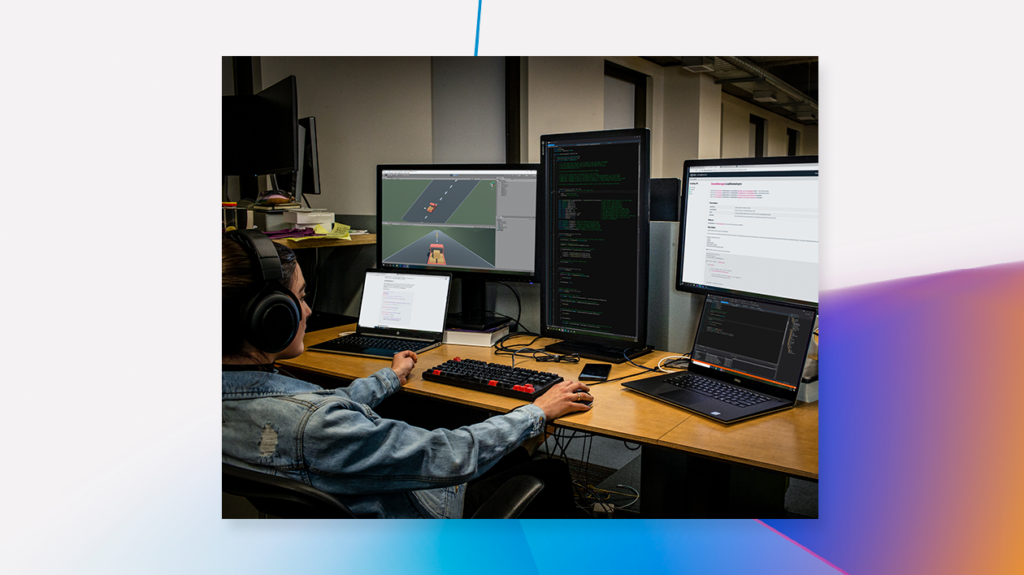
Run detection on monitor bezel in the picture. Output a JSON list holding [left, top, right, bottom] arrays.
[[538, 128, 651, 348], [375, 163, 542, 284], [675, 155, 819, 311]]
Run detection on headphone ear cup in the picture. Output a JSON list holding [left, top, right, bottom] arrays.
[[243, 283, 301, 354]]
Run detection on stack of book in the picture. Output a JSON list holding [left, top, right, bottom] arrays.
[[443, 322, 512, 347], [252, 202, 301, 212]]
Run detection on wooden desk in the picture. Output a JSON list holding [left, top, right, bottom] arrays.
[[278, 324, 819, 516], [279, 325, 693, 445], [271, 233, 376, 250]]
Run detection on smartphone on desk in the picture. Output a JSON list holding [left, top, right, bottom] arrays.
[[579, 363, 611, 382]]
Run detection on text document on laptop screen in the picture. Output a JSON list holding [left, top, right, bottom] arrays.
[[679, 159, 818, 306], [358, 272, 450, 332]]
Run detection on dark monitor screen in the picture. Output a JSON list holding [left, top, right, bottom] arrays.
[[222, 75, 298, 177], [376, 164, 540, 282], [539, 128, 651, 348], [676, 155, 819, 309]]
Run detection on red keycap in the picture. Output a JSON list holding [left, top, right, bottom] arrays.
[[454, 357, 462, 362], [488, 380, 498, 386], [433, 370, 441, 376], [513, 385, 523, 392]]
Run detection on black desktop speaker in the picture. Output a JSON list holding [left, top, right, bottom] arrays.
[[226, 229, 301, 353], [650, 178, 681, 222]]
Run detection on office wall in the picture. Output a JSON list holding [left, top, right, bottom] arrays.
[[604, 56, 665, 178], [802, 124, 819, 155], [260, 57, 433, 217], [721, 92, 815, 158], [431, 57, 505, 163], [661, 67, 722, 181], [525, 57, 605, 163]]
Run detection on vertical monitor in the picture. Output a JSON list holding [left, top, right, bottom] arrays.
[[540, 129, 651, 350], [377, 164, 539, 281], [297, 117, 321, 195], [272, 117, 321, 199], [676, 156, 818, 309]]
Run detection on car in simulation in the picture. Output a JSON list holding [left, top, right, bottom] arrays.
[[428, 243, 445, 265], [427, 202, 437, 213]]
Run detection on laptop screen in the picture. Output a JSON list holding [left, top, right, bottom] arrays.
[[358, 271, 451, 333], [691, 295, 816, 393]]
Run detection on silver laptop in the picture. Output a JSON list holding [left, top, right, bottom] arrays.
[[308, 270, 452, 359]]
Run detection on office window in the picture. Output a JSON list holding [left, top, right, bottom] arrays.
[[604, 61, 648, 129], [749, 114, 766, 158]]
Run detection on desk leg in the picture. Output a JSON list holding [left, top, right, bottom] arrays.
[[641, 446, 788, 518]]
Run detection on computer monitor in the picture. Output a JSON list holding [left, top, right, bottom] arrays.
[[222, 75, 298, 179], [539, 128, 652, 363], [297, 117, 321, 196], [272, 117, 321, 201], [376, 164, 540, 330], [676, 155, 819, 309]]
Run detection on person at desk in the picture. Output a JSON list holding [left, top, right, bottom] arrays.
[[221, 230, 593, 518]]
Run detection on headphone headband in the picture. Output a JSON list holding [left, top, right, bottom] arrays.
[[226, 229, 283, 282], [224, 229, 299, 354]]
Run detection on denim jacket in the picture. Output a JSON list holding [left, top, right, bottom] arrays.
[[222, 367, 546, 518]]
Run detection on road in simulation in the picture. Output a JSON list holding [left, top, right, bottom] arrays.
[[385, 230, 493, 269], [400, 179, 479, 224]]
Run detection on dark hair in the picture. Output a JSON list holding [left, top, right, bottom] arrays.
[[222, 234, 298, 360]]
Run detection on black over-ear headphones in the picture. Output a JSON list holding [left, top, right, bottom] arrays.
[[226, 229, 301, 354]]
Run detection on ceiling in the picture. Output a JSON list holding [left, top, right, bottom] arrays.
[[642, 56, 818, 125]]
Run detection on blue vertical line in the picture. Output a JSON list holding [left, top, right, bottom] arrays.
[[474, 0, 482, 55]]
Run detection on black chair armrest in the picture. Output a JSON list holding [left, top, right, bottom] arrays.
[[470, 475, 545, 519], [222, 463, 357, 519]]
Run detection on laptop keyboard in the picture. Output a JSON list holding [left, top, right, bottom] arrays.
[[666, 374, 772, 408], [323, 334, 427, 351]]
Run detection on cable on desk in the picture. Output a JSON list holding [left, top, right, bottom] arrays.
[[496, 282, 522, 329], [623, 351, 662, 374], [657, 354, 690, 372], [493, 333, 580, 369]]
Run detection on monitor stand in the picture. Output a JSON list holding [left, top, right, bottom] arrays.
[[445, 278, 508, 331], [544, 340, 653, 364]]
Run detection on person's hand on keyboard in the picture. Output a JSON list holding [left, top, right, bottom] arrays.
[[391, 350, 418, 384], [533, 380, 593, 422]]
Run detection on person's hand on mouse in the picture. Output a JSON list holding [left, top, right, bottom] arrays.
[[532, 380, 592, 422], [391, 350, 418, 384]]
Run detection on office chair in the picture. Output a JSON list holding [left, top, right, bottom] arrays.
[[223, 463, 545, 519]]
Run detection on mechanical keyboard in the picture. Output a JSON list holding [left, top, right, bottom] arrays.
[[422, 358, 563, 400], [666, 373, 771, 408]]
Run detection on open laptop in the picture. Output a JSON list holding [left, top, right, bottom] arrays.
[[623, 294, 817, 424], [308, 270, 452, 359]]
